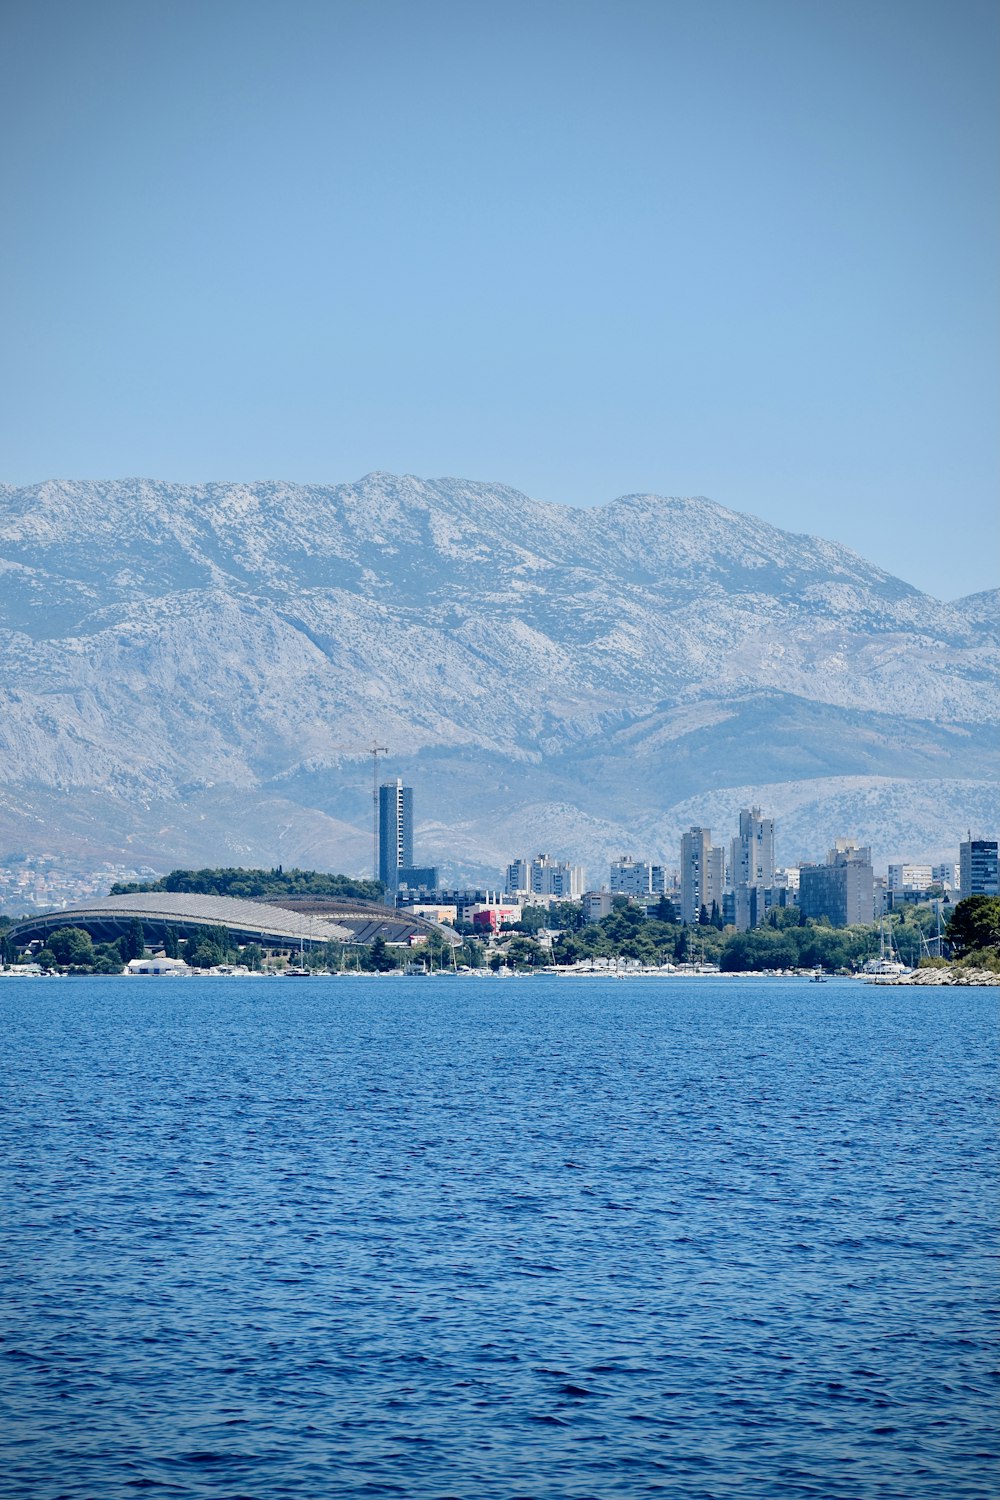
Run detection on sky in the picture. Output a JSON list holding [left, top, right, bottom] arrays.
[[1, 0, 997, 600]]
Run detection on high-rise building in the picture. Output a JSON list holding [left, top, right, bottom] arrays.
[[798, 842, 874, 927], [959, 838, 999, 900], [528, 853, 584, 899], [506, 859, 529, 895], [730, 807, 775, 890], [378, 779, 413, 891], [680, 828, 724, 924], [729, 806, 775, 930]]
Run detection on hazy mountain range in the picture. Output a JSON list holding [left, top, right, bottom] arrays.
[[0, 473, 996, 885]]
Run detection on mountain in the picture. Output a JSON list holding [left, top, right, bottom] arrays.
[[0, 473, 996, 883]]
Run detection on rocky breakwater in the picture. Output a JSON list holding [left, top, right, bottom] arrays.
[[867, 966, 1000, 986]]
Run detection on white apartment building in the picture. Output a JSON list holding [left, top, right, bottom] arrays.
[[507, 854, 585, 900], [609, 855, 666, 897], [887, 863, 933, 892]]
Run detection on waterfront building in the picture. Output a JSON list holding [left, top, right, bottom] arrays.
[[959, 837, 999, 900], [798, 842, 874, 928], [680, 828, 724, 924], [378, 779, 413, 891]]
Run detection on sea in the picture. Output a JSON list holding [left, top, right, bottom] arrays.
[[0, 974, 996, 1500]]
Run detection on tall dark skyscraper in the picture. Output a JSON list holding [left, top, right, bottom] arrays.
[[378, 779, 413, 890]]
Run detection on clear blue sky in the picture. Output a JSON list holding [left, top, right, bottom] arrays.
[[1, 0, 996, 599]]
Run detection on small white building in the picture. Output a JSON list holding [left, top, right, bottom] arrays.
[[127, 957, 190, 976]]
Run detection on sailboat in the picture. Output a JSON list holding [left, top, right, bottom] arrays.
[[861, 919, 910, 977]]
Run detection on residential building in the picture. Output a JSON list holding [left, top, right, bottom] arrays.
[[730, 807, 775, 890], [582, 890, 614, 923], [532, 854, 584, 899], [728, 806, 776, 931], [504, 854, 585, 901], [680, 827, 724, 924], [609, 856, 666, 897], [959, 837, 999, 901], [378, 779, 413, 891], [887, 863, 933, 892], [932, 863, 958, 889], [798, 842, 874, 928]]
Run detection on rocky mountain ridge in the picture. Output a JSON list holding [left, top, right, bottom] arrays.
[[0, 474, 996, 882]]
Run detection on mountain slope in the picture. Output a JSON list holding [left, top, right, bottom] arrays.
[[0, 474, 996, 878]]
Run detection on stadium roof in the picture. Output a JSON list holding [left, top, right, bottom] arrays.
[[8, 891, 354, 948], [8, 890, 460, 949]]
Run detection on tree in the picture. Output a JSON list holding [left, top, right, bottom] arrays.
[[506, 936, 545, 969], [92, 943, 125, 974], [109, 866, 383, 903], [124, 919, 145, 961], [946, 896, 1000, 958], [163, 926, 180, 959], [364, 936, 399, 972], [46, 927, 95, 969], [185, 939, 225, 968]]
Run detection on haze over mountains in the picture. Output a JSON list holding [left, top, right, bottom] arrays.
[[0, 473, 996, 884]]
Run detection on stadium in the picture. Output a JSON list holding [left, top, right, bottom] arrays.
[[8, 890, 458, 954]]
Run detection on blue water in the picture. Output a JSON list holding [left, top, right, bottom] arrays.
[[1, 975, 996, 1499]]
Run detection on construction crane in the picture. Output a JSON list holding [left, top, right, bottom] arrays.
[[325, 742, 390, 883], [368, 744, 389, 883]]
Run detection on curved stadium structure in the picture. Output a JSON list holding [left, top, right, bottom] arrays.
[[8, 890, 458, 952]]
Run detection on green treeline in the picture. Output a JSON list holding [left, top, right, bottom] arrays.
[[109, 866, 384, 902]]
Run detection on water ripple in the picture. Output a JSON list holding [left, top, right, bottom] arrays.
[[0, 975, 995, 1498]]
